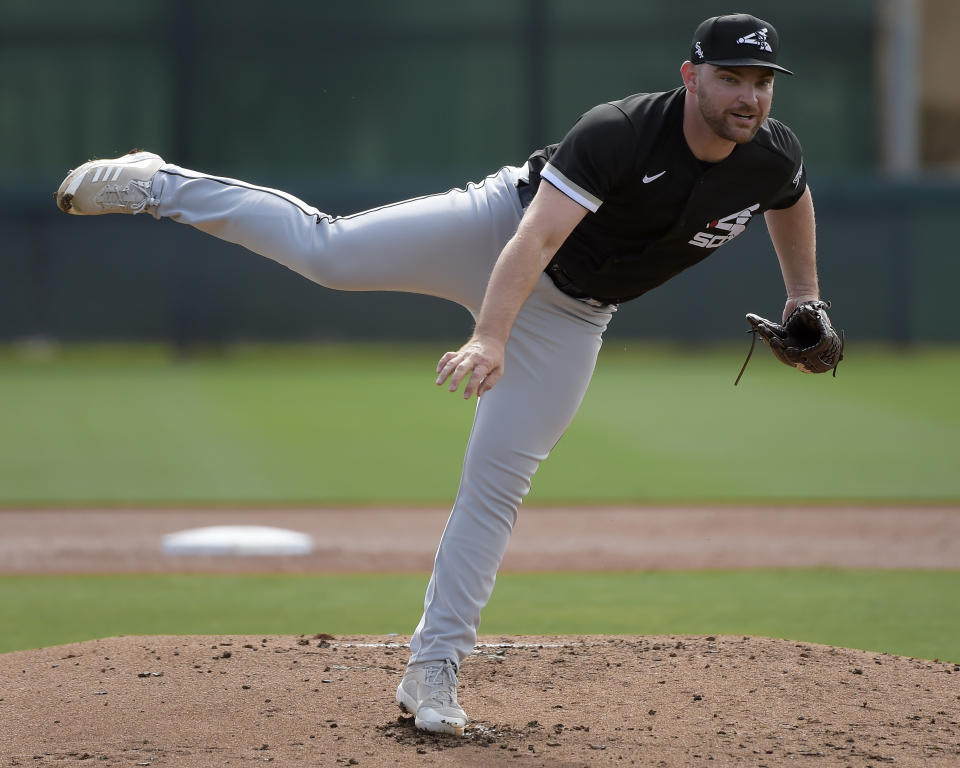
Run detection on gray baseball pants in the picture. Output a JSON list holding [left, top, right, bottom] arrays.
[[149, 164, 616, 667]]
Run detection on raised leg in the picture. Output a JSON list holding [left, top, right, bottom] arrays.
[[151, 164, 526, 314]]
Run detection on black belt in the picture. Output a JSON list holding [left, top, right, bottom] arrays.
[[545, 262, 612, 307]]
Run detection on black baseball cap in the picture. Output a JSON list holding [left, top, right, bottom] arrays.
[[690, 13, 794, 75]]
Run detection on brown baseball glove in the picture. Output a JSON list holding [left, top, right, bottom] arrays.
[[735, 300, 844, 385]]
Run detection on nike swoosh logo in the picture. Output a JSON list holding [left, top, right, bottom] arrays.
[[643, 171, 667, 184]]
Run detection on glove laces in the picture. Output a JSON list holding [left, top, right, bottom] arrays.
[[734, 327, 761, 386], [734, 305, 845, 386]]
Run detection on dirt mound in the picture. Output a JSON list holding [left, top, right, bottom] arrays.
[[2, 634, 958, 767]]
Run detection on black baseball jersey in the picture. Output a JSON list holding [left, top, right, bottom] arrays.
[[527, 86, 806, 304]]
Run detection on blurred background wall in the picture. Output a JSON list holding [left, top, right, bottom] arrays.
[[2, 0, 957, 344]]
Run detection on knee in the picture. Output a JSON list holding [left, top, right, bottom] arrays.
[[459, 450, 543, 528], [275, 223, 354, 290], [297, 221, 378, 291], [300, 255, 353, 291]]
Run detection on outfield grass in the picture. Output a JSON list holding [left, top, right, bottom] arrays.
[[1, 343, 957, 504], [1, 570, 958, 662]]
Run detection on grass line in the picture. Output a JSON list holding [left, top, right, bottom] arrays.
[[2, 570, 957, 662]]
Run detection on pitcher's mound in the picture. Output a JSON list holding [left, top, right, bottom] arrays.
[[2, 634, 957, 767]]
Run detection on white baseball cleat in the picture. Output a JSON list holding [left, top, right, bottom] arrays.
[[55, 150, 164, 215], [396, 659, 468, 736]]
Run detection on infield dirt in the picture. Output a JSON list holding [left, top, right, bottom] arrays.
[[2, 506, 958, 573]]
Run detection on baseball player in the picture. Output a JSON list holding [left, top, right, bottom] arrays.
[[55, 14, 827, 736]]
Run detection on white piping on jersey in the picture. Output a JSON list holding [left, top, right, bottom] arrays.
[[540, 163, 603, 213]]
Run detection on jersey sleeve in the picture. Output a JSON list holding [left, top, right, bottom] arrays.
[[540, 103, 636, 213], [765, 122, 807, 210]]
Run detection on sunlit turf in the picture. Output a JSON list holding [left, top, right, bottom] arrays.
[[1, 343, 957, 505], [2, 569, 957, 662]]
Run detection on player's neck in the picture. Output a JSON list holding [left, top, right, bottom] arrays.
[[681, 92, 736, 164]]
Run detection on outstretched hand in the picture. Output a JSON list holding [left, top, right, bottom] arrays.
[[436, 337, 505, 399]]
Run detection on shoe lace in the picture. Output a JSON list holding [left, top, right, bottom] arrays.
[[94, 180, 155, 213], [422, 660, 458, 707]]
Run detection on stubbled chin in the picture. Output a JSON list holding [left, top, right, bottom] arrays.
[[726, 118, 761, 143]]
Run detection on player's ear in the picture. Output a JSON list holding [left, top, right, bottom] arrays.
[[680, 61, 698, 93]]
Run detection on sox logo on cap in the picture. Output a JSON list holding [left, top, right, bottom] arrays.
[[737, 28, 773, 52]]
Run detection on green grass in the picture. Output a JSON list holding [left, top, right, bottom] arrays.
[[1, 343, 958, 504], [2, 570, 958, 662]]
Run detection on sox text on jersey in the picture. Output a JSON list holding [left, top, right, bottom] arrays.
[[688, 202, 760, 248]]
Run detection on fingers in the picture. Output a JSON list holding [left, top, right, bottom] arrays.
[[449, 357, 492, 399], [460, 361, 489, 399], [449, 358, 477, 395], [436, 351, 457, 380], [435, 351, 463, 390], [435, 342, 503, 399], [477, 368, 502, 396]]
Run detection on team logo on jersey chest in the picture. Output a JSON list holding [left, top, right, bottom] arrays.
[[688, 203, 760, 249]]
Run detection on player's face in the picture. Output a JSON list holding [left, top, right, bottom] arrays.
[[695, 65, 774, 143]]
